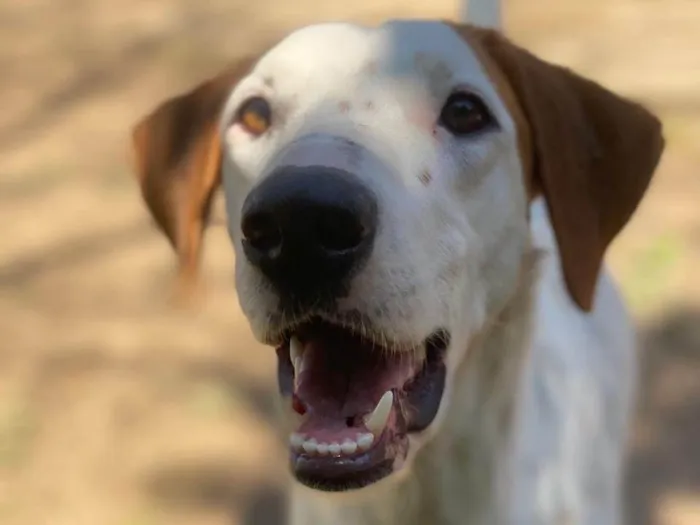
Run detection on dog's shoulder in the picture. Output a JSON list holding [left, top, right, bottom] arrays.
[[507, 198, 637, 524], [529, 196, 635, 356]]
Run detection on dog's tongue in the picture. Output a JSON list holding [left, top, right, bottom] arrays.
[[293, 327, 418, 440]]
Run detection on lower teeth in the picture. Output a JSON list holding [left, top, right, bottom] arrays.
[[289, 432, 376, 456]]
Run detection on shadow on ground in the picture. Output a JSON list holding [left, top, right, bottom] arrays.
[[146, 461, 287, 525], [626, 307, 700, 525]]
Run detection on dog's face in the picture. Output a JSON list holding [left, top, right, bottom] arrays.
[[131, 21, 663, 493], [221, 22, 530, 490], [224, 21, 526, 343]]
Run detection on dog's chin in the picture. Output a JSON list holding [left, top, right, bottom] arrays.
[[273, 318, 450, 492]]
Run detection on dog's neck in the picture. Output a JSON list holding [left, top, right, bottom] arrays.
[[288, 249, 540, 525]]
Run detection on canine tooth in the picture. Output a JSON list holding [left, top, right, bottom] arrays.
[[364, 390, 393, 435], [289, 433, 305, 451], [357, 433, 374, 451], [293, 360, 301, 390], [341, 439, 358, 455], [290, 336, 303, 368], [299, 352, 311, 375], [302, 438, 318, 454], [316, 442, 329, 456], [328, 442, 341, 456]]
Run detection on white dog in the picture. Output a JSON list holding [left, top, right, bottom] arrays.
[[130, 1, 664, 523]]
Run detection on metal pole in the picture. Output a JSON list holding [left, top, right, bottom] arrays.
[[460, 0, 502, 29], [459, 0, 470, 22]]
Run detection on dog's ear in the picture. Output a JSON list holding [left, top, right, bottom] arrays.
[[472, 28, 665, 311], [130, 57, 257, 299]]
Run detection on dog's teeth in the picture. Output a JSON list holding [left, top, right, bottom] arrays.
[[341, 439, 358, 455], [364, 390, 393, 436], [289, 433, 305, 451], [292, 358, 301, 390], [290, 336, 303, 368], [290, 336, 304, 388], [299, 352, 311, 376], [296, 439, 361, 456], [302, 438, 318, 454], [357, 433, 374, 451], [295, 436, 370, 456]]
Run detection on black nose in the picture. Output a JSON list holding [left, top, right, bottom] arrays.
[[240, 166, 378, 302]]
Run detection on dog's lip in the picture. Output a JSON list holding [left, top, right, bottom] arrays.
[[291, 432, 405, 491], [262, 312, 416, 349]]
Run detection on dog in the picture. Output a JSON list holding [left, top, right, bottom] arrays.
[[129, 0, 664, 523]]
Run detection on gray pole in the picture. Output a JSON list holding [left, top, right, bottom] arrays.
[[460, 0, 502, 28]]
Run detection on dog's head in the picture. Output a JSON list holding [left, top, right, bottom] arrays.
[[131, 21, 663, 492]]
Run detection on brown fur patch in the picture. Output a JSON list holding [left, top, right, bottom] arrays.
[[130, 51, 265, 300], [446, 22, 665, 311]]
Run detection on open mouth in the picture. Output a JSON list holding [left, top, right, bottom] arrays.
[[275, 319, 449, 491]]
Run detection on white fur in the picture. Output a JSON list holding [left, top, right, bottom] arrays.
[[216, 19, 637, 525], [508, 199, 636, 525]]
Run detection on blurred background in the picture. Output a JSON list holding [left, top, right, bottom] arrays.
[[0, 0, 698, 524]]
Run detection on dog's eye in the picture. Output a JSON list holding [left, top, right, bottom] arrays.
[[439, 93, 494, 136], [236, 96, 272, 136]]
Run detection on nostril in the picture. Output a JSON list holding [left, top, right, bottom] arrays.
[[239, 166, 379, 292], [241, 212, 283, 256], [315, 209, 368, 253]]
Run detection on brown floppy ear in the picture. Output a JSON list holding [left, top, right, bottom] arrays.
[[474, 29, 665, 311], [131, 57, 256, 298]]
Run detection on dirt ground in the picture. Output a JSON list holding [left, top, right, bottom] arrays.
[[0, 1, 698, 524]]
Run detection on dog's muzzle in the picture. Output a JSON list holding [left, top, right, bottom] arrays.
[[237, 137, 450, 492]]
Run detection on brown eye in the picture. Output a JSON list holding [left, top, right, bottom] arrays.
[[236, 96, 272, 136], [439, 92, 495, 136]]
